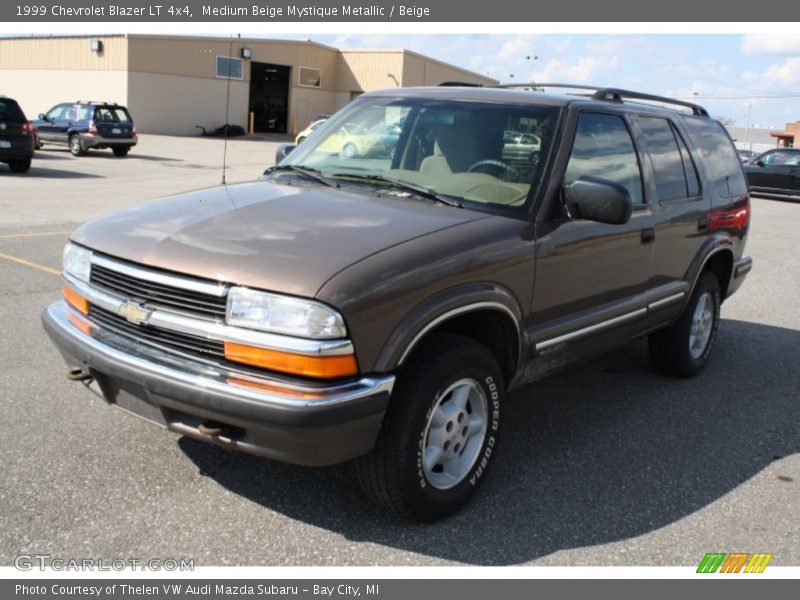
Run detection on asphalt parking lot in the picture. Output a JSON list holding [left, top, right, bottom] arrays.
[[0, 135, 798, 567]]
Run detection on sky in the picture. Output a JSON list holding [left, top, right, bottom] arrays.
[[273, 33, 800, 130]]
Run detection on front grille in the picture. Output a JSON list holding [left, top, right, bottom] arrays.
[[87, 305, 225, 360], [90, 263, 227, 320]]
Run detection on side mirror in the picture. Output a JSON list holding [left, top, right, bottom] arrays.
[[564, 176, 633, 225], [274, 143, 297, 164], [754, 159, 764, 167], [38, 113, 48, 121]]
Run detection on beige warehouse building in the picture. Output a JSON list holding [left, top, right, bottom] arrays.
[[0, 34, 496, 136]]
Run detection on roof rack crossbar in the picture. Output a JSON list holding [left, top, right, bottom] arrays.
[[492, 83, 709, 117]]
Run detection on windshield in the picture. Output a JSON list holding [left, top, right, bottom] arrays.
[[280, 96, 560, 215]]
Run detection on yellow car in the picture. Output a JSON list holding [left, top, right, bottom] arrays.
[[294, 118, 327, 145], [316, 123, 401, 158]]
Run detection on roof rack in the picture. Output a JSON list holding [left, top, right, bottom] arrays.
[[495, 83, 709, 117], [75, 100, 120, 106], [438, 81, 484, 87]]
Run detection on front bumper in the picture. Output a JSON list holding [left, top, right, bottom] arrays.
[[79, 133, 138, 149], [42, 301, 394, 466]]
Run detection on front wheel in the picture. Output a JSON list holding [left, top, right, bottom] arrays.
[[649, 271, 721, 378], [356, 333, 503, 521]]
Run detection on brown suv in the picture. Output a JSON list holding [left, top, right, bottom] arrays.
[[43, 85, 752, 521]]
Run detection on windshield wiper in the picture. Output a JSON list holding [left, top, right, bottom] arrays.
[[330, 173, 462, 208], [264, 164, 339, 188]]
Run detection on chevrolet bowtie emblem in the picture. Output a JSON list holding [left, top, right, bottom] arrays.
[[118, 302, 151, 325]]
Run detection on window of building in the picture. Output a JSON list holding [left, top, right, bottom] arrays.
[[564, 112, 644, 204], [298, 67, 322, 88], [216, 56, 243, 80]]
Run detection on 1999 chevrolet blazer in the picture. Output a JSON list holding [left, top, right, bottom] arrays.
[[43, 85, 752, 520]]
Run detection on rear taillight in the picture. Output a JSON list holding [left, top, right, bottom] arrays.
[[708, 199, 750, 233], [132, 126, 136, 135], [88, 120, 97, 135], [21, 121, 31, 135]]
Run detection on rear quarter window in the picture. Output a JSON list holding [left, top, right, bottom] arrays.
[[94, 106, 132, 123], [683, 117, 747, 197], [0, 99, 26, 124]]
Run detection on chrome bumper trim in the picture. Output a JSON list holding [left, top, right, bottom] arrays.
[[45, 301, 394, 409], [64, 273, 355, 357]]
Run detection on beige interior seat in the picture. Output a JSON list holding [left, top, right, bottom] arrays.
[[420, 120, 483, 175]]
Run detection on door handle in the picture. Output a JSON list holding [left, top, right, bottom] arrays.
[[641, 227, 655, 244]]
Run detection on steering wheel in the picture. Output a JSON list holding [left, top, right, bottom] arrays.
[[467, 159, 522, 180]]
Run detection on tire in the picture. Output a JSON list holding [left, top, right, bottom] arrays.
[[112, 147, 130, 157], [296, 137, 306, 145], [356, 333, 504, 521], [8, 159, 31, 173], [342, 142, 358, 158], [69, 134, 85, 156], [649, 271, 721, 378]]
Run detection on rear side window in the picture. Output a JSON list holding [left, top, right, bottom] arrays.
[[683, 118, 748, 197], [0, 99, 26, 124], [94, 106, 132, 123], [640, 116, 701, 200], [564, 112, 644, 204]]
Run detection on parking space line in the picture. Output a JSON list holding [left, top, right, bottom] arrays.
[[0, 251, 60, 276], [0, 231, 71, 239]]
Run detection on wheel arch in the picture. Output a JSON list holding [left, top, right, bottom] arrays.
[[374, 284, 525, 388], [685, 238, 735, 309]]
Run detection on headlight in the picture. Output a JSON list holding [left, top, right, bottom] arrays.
[[63, 243, 92, 283], [226, 287, 347, 339]]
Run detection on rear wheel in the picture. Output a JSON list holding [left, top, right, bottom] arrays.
[[8, 159, 31, 173], [356, 333, 503, 521], [112, 147, 130, 157], [69, 134, 85, 156], [649, 271, 721, 377]]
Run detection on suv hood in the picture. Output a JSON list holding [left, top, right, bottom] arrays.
[[71, 179, 485, 297]]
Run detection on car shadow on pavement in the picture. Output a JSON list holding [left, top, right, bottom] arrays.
[[0, 167, 103, 179], [178, 318, 800, 565], [29, 152, 71, 161], [83, 153, 183, 162]]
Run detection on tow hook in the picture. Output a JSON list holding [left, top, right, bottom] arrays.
[[66, 368, 94, 382]]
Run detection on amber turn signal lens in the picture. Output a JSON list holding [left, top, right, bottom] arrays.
[[63, 285, 89, 315], [223, 341, 358, 379]]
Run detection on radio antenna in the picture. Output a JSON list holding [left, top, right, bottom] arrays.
[[221, 35, 234, 185]]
